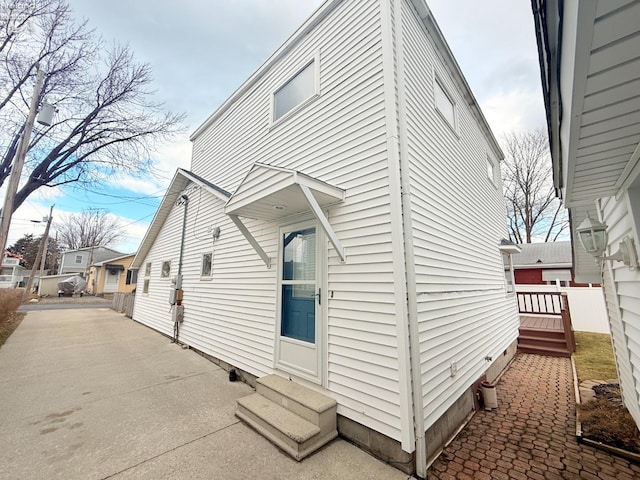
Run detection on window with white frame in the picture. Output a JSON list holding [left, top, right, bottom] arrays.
[[160, 261, 171, 278], [273, 60, 316, 122], [434, 79, 456, 129], [143, 262, 151, 294], [125, 269, 138, 285], [487, 156, 497, 186], [201, 252, 212, 278], [502, 253, 515, 294], [75, 255, 83, 264]]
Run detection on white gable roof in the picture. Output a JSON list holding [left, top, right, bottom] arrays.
[[130, 169, 230, 269]]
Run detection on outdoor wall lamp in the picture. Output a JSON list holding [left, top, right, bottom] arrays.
[[576, 216, 638, 270]]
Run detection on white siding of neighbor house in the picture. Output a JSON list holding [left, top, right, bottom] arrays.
[[142, 0, 406, 443], [400, 0, 519, 430], [598, 193, 640, 425]]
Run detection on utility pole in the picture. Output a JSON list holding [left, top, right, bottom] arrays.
[[23, 205, 54, 301], [0, 68, 46, 256]]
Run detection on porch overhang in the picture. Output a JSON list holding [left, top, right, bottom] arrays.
[[225, 163, 346, 267]]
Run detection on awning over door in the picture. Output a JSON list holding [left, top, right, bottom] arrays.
[[224, 163, 346, 267]]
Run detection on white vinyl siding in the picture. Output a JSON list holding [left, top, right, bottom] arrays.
[[141, 0, 405, 443], [400, 0, 519, 431], [598, 194, 640, 425]]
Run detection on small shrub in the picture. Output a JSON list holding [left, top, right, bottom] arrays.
[[0, 289, 25, 348], [0, 289, 22, 316]]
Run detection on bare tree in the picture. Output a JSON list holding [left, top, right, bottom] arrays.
[[501, 129, 568, 243], [55, 208, 123, 249], [0, 0, 184, 214]]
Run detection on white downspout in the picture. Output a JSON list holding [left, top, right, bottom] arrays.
[[393, 0, 428, 476], [380, 0, 426, 477]]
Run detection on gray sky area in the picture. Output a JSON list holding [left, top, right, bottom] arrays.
[[11, 1, 546, 252]]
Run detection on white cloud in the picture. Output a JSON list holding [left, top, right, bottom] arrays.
[[482, 89, 547, 138]]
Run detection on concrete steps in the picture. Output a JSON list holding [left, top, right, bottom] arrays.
[[235, 374, 338, 460]]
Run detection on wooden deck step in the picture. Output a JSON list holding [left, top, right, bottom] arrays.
[[236, 375, 338, 461], [517, 344, 572, 357]]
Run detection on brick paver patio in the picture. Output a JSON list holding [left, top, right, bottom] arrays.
[[427, 353, 640, 480]]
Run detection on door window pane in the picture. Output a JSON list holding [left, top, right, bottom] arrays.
[[282, 228, 315, 281]]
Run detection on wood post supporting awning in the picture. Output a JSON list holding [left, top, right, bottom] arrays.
[[224, 163, 346, 267]]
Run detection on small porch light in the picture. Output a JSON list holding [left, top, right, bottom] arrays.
[[576, 215, 638, 270]]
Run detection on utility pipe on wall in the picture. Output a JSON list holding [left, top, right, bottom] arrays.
[[173, 194, 189, 343]]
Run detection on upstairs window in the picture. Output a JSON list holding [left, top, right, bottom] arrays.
[[75, 255, 83, 264], [487, 156, 497, 186], [434, 79, 456, 129], [273, 60, 316, 122]]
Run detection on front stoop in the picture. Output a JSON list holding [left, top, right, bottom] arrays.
[[235, 374, 338, 461]]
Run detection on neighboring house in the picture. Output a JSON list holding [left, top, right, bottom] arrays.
[[0, 252, 27, 288], [131, 0, 520, 476], [532, 1, 640, 428], [87, 254, 136, 295], [511, 241, 595, 287], [58, 246, 122, 275]]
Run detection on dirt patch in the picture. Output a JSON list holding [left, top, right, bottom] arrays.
[[579, 383, 640, 454]]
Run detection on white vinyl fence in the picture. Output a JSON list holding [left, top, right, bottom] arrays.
[[516, 284, 609, 334]]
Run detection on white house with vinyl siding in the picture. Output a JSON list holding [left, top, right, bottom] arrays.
[[131, 0, 520, 476], [532, 0, 640, 430]]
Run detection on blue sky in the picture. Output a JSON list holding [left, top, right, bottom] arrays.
[[8, 0, 546, 253]]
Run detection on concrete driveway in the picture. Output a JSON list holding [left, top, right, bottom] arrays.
[[0, 308, 408, 480]]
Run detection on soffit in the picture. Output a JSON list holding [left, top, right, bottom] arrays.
[[563, 1, 640, 206]]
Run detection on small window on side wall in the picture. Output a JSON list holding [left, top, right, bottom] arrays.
[[161, 261, 171, 278], [201, 253, 212, 278], [273, 60, 316, 122], [487, 156, 497, 186], [503, 254, 515, 294], [125, 270, 138, 285], [143, 262, 151, 294], [434, 79, 455, 129]]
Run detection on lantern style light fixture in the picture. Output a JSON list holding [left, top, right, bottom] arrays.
[[576, 216, 608, 255], [576, 215, 638, 270]]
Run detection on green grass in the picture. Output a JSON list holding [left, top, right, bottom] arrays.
[[573, 332, 618, 382]]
